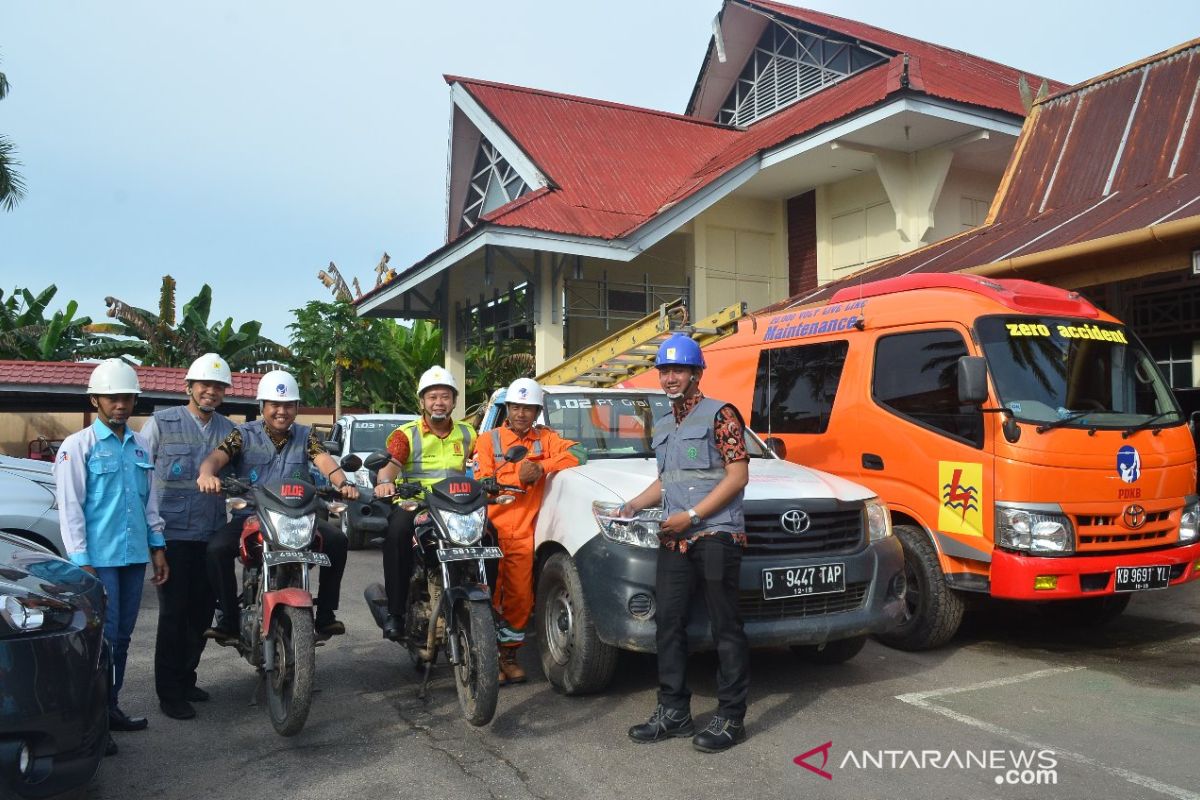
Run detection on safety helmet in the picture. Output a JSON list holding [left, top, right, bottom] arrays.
[[86, 359, 141, 395], [256, 370, 301, 402], [505, 377, 544, 407], [185, 353, 233, 386], [417, 366, 458, 397], [655, 333, 705, 369]]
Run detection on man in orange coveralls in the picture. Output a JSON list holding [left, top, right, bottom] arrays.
[[472, 377, 585, 684]]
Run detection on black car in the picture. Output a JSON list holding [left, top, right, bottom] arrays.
[[0, 532, 109, 800]]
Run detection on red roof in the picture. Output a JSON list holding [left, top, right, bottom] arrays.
[[0, 361, 262, 399], [768, 39, 1200, 309]]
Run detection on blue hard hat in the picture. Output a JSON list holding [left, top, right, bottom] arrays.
[[655, 334, 705, 368]]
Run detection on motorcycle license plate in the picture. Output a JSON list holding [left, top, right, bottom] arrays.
[[1114, 564, 1170, 592], [761, 563, 845, 600], [437, 546, 503, 563], [263, 551, 331, 567]]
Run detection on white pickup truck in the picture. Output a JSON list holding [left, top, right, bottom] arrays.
[[479, 385, 906, 694]]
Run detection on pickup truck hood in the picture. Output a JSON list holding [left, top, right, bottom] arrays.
[[565, 457, 875, 504]]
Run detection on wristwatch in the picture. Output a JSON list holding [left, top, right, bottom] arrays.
[[687, 508, 701, 527]]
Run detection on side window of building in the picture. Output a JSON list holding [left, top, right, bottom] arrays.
[[872, 329, 983, 447], [751, 340, 850, 433]]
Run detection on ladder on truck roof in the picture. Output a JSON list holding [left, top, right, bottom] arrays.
[[537, 298, 747, 388]]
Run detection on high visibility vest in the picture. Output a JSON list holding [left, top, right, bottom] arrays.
[[396, 419, 475, 490]]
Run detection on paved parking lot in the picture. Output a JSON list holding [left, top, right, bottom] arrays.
[[88, 549, 1200, 800]]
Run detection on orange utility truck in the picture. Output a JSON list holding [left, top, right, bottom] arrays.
[[653, 274, 1200, 649]]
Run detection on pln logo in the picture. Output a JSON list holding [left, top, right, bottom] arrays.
[[1116, 445, 1141, 483], [937, 461, 983, 537]]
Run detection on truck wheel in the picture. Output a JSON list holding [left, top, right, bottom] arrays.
[[1040, 594, 1131, 626], [791, 634, 867, 665], [875, 525, 964, 651], [536, 552, 617, 695]]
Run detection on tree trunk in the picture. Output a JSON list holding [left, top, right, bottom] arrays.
[[334, 365, 342, 422]]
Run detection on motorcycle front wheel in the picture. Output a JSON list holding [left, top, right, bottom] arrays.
[[452, 600, 499, 726], [266, 605, 315, 736]]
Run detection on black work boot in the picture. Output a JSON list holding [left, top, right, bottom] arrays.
[[628, 704, 694, 743], [382, 614, 405, 641], [692, 716, 746, 753]]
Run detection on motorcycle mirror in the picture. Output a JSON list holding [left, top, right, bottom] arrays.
[[363, 450, 392, 472], [340, 453, 363, 472], [504, 444, 529, 464]]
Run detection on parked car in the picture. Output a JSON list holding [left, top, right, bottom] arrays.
[[322, 414, 417, 548], [0, 456, 64, 557], [0, 532, 109, 800], [477, 385, 906, 694]]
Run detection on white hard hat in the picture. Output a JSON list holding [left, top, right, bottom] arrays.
[[417, 366, 458, 397], [505, 377, 543, 407], [86, 359, 141, 395], [256, 370, 301, 402], [186, 353, 233, 386]]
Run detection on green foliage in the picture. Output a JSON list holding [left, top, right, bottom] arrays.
[[1, 61, 26, 212], [0, 284, 111, 360], [463, 340, 534, 411], [103, 276, 290, 370]]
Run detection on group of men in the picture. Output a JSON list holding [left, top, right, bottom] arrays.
[[51, 331, 753, 757]]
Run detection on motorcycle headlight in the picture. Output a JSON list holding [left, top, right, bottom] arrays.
[[442, 507, 488, 546], [593, 501, 661, 549], [1180, 496, 1199, 543], [995, 504, 1074, 555], [865, 498, 892, 542], [266, 510, 316, 550]]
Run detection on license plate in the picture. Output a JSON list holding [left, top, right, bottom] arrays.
[[1114, 564, 1170, 592], [437, 546, 503, 563], [762, 563, 845, 600], [263, 551, 331, 568]]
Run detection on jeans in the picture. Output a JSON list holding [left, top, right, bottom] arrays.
[[95, 563, 147, 710]]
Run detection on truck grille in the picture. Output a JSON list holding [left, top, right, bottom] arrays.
[[743, 507, 864, 556], [738, 582, 868, 621], [1073, 507, 1177, 552]]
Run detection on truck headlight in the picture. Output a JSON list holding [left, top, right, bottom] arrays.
[[1180, 496, 1199, 543], [995, 504, 1074, 555], [865, 498, 891, 541], [593, 501, 661, 549]]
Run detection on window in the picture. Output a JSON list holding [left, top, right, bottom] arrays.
[[461, 137, 528, 231], [751, 340, 849, 434], [1147, 337, 1194, 389], [873, 330, 983, 447], [717, 20, 887, 126]]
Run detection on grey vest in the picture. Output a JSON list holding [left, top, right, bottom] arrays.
[[152, 405, 235, 541], [652, 397, 744, 536], [234, 420, 312, 516]]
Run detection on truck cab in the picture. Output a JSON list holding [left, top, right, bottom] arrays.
[[479, 384, 905, 694]]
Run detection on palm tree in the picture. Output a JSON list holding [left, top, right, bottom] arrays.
[[1, 60, 27, 212], [103, 276, 290, 370]]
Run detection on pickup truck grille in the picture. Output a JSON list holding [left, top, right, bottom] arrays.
[[742, 503, 864, 556], [739, 582, 868, 621]]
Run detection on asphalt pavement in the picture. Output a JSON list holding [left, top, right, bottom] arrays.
[[86, 548, 1200, 800]]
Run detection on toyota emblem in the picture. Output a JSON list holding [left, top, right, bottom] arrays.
[[1122, 504, 1146, 529], [781, 509, 811, 534]]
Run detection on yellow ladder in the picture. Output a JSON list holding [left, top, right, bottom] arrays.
[[537, 298, 747, 388]]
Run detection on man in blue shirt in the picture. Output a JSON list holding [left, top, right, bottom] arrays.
[[54, 359, 169, 743]]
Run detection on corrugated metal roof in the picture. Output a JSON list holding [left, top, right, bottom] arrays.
[[0, 360, 261, 399], [772, 40, 1200, 308]]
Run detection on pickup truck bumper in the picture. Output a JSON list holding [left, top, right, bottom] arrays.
[[989, 540, 1200, 599], [572, 533, 906, 653]]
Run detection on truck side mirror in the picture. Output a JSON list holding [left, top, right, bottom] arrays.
[[957, 356, 989, 405], [322, 440, 340, 454]]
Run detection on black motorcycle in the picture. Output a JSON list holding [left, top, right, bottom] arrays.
[[362, 447, 525, 726]]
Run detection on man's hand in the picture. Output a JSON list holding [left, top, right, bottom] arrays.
[[338, 483, 360, 500], [518, 460, 544, 485], [197, 474, 222, 494], [659, 511, 692, 536], [150, 550, 169, 586], [374, 482, 395, 498]]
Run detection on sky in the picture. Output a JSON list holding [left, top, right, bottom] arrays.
[[2, 0, 1197, 346]]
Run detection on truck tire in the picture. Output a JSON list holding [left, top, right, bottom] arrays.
[[791, 634, 867, 665], [875, 525, 964, 651], [536, 552, 618, 695]]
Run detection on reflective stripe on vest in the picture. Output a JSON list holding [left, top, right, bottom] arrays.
[[490, 427, 543, 462], [403, 420, 472, 487]]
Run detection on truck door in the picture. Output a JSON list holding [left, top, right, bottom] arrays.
[[858, 325, 994, 570]]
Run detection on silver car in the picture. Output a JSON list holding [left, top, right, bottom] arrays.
[[0, 455, 64, 557]]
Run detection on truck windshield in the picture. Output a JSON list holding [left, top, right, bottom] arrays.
[[542, 393, 768, 458], [349, 419, 409, 453], [975, 316, 1182, 430]]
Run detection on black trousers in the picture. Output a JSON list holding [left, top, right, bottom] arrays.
[[206, 517, 348, 627], [382, 507, 418, 616], [154, 540, 214, 701], [655, 534, 750, 721]]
